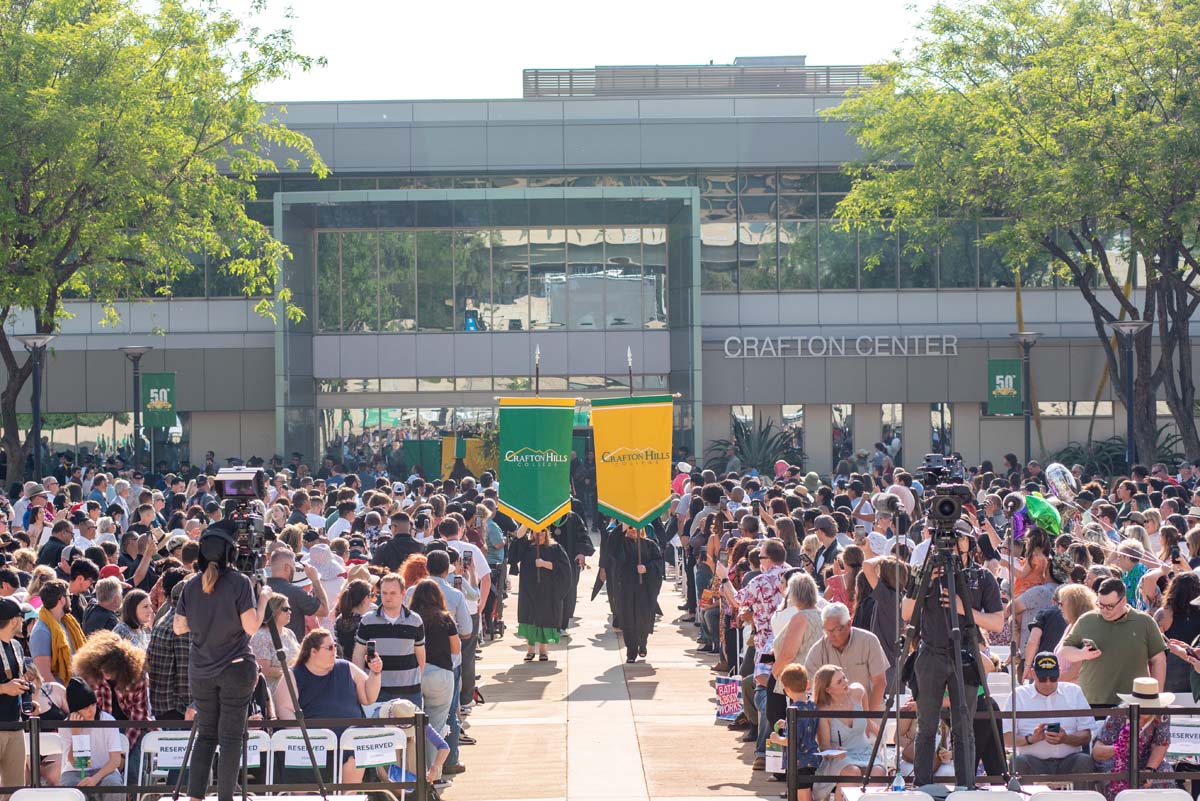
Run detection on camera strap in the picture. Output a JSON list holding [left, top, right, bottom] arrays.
[[0, 640, 19, 684]]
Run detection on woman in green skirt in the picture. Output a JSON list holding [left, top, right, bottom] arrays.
[[510, 524, 572, 661]]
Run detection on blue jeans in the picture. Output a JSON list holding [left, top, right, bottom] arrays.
[[754, 683, 770, 758], [446, 665, 462, 767]]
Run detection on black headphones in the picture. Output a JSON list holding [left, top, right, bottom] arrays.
[[198, 525, 237, 568]]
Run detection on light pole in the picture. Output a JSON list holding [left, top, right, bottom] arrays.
[[1009, 331, 1042, 467], [14, 334, 56, 481], [120, 346, 153, 469], [1106, 320, 1151, 469]]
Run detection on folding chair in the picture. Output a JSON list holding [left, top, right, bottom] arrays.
[[340, 727, 407, 797], [1114, 790, 1193, 801], [11, 790, 86, 801], [270, 728, 341, 785], [948, 792, 1024, 801], [860, 792, 934, 801], [137, 731, 194, 786], [1027, 791, 1107, 801]]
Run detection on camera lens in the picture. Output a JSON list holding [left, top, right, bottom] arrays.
[[935, 498, 958, 519]]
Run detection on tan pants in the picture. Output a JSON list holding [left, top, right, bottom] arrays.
[[0, 729, 25, 799]]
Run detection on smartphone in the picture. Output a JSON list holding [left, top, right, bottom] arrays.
[[1187, 646, 1200, 661], [463, 550, 473, 566], [976, 509, 987, 525], [366, 640, 377, 663], [1046, 723, 1061, 733], [1081, 638, 1097, 651], [752, 500, 761, 515], [719, 550, 729, 566], [1171, 545, 1182, 561], [20, 687, 33, 717], [454, 575, 463, 590], [759, 653, 776, 665], [853, 523, 867, 542]]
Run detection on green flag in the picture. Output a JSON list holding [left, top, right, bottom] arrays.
[[987, 359, 1022, 415], [141, 372, 176, 428], [497, 397, 576, 531]]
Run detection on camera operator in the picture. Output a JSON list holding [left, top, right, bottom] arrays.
[[0, 598, 30, 789], [900, 523, 1003, 786], [173, 524, 274, 801]]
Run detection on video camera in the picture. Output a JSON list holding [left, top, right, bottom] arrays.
[[213, 467, 267, 572], [919, 454, 973, 549]]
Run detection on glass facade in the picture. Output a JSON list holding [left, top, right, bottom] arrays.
[[315, 226, 667, 333]]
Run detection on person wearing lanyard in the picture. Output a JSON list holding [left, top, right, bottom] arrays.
[[0, 599, 30, 790]]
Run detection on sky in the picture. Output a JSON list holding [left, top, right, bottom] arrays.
[[239, 0, 937, 103]]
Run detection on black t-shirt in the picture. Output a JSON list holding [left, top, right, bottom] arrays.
[[177, 570, 256, 680], [1030, 606, 1067, 652], [917, 562, 1003, 647], [372, 535, 423, 572], [0, 641, 20, 722], [421, 611, 457, 672], [37, 538, 66, 568], [83, 604, 119, 636]]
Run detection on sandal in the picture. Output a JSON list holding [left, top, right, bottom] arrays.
[[538, 653, 548, 662], [524, 652, 535, 662]]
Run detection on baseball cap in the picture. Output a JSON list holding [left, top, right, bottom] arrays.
[[1032, 651, 1060, 679], [0, 598, 21, 624], [98, 564, 125, 582]]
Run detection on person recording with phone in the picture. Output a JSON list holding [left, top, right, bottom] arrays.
[[173, 524, 274, 801], [899, 528, 1003, 786]]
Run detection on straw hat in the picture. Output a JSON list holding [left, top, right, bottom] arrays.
[[1117, 677, 1174, 708], [346, 563, 378, 586]]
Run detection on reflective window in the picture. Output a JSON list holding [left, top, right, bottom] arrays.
[[701, 173, 737, 195], [416, 231, 454, 331], [859, 225, 898, 289], [380, 232, 415, 332], [317, 233, 340, 333], [779, 222, 817, 290], [939, 220, 978, 288], [979, 220, 1057, 288], [782, 405, 805, 462], [738, 172, 776, 195], [454, 231, 491, 331], [832, 404, 854, 472], [701, 223, 738, 291], [819, 222, 857, 290], [454, 377, 493, 391], [899, 226, 936, 289], [738, 222, 777, 291], [341, 232, 379, 332], [732, 405, 754, 425], [931, 403, 953, 455], [881, 404, 903, 468], [172, 253, 207, 298], [529, 229, 567, 330], [493, 230, 530, 331], [779, 173, 818, 193], [567, 228, 605, 329], [642, 229, 668, 328], [1037, 402, 1114, 417]]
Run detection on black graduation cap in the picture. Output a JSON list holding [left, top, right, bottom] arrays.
[[225, 457, 244, 466]]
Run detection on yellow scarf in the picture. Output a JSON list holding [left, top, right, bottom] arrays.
[[38, 607, 85, 683]]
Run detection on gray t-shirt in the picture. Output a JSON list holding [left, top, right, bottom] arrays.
[[267, 576, 321, 641], [177, 571, 256, 680]]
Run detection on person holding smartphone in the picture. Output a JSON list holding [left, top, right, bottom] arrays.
[[999, 652, 1094, 780]]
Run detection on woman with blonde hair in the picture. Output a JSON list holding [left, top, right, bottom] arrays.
[[278, 524, 306, 555], [812, 665, 884, 800], [27, 565, 56, 608], [1034, 583, 1096, 682]]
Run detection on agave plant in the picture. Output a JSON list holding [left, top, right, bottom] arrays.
[[705, 416, 805, 474], [1046, 425, 1185, 480]]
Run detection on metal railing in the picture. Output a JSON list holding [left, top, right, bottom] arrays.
[[783, 703, 1194, 800], [522, 65, 873, 98], [5, 714, 431, 801]]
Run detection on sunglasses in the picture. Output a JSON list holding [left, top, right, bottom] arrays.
[[1098, 598, 1124, 611], [1034, 675, 1058, 683], [280, 606, 292, 613]]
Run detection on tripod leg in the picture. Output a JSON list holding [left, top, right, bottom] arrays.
[[171, 717, 202, 801], [266, 613, 330, 801]]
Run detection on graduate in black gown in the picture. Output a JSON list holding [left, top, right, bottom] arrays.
[[550, 502, 594, 630], [603, 524, 664, 663], [509, 526, 573, 661]]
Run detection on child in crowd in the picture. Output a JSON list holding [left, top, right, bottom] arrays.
[[770, 664, 820, 801]]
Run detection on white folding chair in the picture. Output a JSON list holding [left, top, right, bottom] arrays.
[[235, 730, 271, 781], [860, 792, 934, 801], [24, 731, 62, 756], [988, 672, 1015, 695], [1114, 791, 1194, 801], [340, 726, 406, 777], [949, 791, 1025, 801], [138, 730, 194, 784], [1028, 791, 1107, 801], [11, 790, 86, 801], [270, 728, 341, 784]]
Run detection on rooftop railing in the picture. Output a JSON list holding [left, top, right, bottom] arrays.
[[522, 64, 873, 98]]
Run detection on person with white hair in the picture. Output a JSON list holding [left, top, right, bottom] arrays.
[[803, 602, 890, 711]]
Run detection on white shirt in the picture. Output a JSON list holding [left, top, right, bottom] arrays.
[[326, 517, 353, 540], [999, 681, 1090, 759], [910, 539, 932, 568], [62, 710, 123, 775], [306, 512, 327, 531], [445, 540, 487, 589]]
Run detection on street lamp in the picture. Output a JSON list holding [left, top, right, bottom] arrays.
[[119, 346, 153, 470], [1106, 320, 1151, 468], [14, 334, 56, 481], [1009, 331, 1042, 467]]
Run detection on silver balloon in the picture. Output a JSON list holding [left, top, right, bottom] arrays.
[[1044, 462, 1079, 505]]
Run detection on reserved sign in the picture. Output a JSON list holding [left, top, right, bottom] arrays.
[[353, 730, 401, 769], [283, 735, 329, 768]]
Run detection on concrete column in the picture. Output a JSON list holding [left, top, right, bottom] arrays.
[[903, 403, 932, 472], [952, 402, 982, 466], [755, 404, 783, 429], [702, 404, 732, 462], [852, 403, 881, 457], [807, 404, 833, 475]]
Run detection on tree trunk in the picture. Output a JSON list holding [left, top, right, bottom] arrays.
[[0, 326, 40, 487]]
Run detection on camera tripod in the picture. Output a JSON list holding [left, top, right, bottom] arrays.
[[860, 534, 1012, 792], [170, 608, 329, 801]]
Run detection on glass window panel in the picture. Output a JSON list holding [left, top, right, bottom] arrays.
[[491, 198, 528, 229], [639, 375, 669, 389], [701, 223, 738, 291], [898, 226, 936, 289], [603, 227, 641, 330], [340, 232, 379, 332], [568, 376, 606, 390], [378, 202, 416, 228], [454, 377, 492, 391], [931, 403, 953, 455], [493, 229, 530, 331], [415, 231, 454, 331], [567, 228, 605, 329], [408, 176, 453, 189], [527, 175, 565, 187], [454, 230, 492, 332], [782, 405, 805, 460], [490, 176, 528, 189], [538, 376, 568, 391], [819, 172, 853, 193], [642, 228, 667, 328], [207, 252, 256, 298], [416, 200, 452, 228], [453, 199, 489, 228], [979, 219, 1049, 288], [635, 174, 694, 187], [881, 404, 903, 467], [818, 222, 858, 290], [779, 195, 818, 220], [171, 253, 207, 298], [859, 226, 898, 289], [378, 177, 417, 189], [529, 229, 567, 329], [379, 379, 417, 392], [700, 173, 737, 195], [340, 177, 377, 190], [700, 196, 737, 222], [779, 221, 817, 290], [245, 201, 273, 228], [939, 220, 978, 288], [780, 173, 818, 193], [495, 376, 532, 391], [253, 178, 280, 201], [380, 231, 415, 332], [832, 404, 854, 471], [732, 405, 754, 425], [738, 222, 777, 291], [418, 377, 454, 391], [317, 233, 341, 332], [738, 172, 776, 195], [818, 194, 847, 220], [738, 195, 776, 221], [453, 176, 490, 188]]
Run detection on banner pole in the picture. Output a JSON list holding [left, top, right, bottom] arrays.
[[535, 345, 541, 396], [627, 346, 633, 398]]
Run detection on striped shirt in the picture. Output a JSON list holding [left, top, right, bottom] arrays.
[[355, 607, 425, 701]]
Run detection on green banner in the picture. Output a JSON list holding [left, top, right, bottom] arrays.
[[497, 398, 576, 531], [141, 372, 177, 428], [987, 359, 1022, 415]]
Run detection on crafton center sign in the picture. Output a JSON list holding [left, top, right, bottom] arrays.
[[721, 335, 960, 359]]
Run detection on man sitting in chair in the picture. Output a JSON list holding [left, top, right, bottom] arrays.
[[999, 652, 1094, 784]]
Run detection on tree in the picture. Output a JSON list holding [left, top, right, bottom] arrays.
[[0, 0, 325, 481], [830, 0, 1200, 462]]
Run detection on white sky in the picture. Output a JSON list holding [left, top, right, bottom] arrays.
[[241, 0, 936, 102]]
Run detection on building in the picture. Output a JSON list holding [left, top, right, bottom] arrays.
[[13, 57, 1183, 473]]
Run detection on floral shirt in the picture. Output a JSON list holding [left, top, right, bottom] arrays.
[[734, 564, 788, 651]]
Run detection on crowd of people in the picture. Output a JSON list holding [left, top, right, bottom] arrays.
[[663, 453, 1200, 800]]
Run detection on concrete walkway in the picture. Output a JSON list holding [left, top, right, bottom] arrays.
[[443, 554, 777, 801]]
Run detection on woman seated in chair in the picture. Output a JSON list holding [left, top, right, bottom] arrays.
[[275, 628, 383, 785]]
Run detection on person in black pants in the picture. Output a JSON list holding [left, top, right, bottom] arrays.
[[174, 523, 273, 801]]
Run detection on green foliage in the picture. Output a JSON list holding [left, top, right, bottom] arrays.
[[1047, 426, 1184, 480], [17, 412, 129, 431], [0, 0, 326, 324], [705, 416, 805, 475]]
